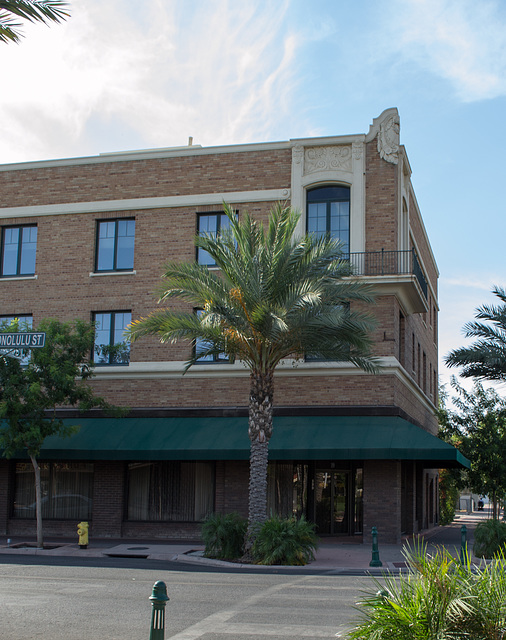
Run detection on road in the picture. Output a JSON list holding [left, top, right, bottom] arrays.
[[0, 557, 371, 639]]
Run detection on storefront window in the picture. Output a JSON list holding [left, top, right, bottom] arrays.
[[126, 461, 214, 522], [13, 462, 94, 520], [266, 462, 294, 518]]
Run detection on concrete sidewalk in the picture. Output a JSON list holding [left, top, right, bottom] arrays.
[[0, 510, 492, 573]]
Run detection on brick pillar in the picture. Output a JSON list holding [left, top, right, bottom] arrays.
[[224, 461, 249, 518], [91, 461, 125, 538], [0, 459, 12, 535], [363, 460, 401, 544], [403, 461, 417, 536], [214, 461, 225, 514], [415, 463, 424, 531]]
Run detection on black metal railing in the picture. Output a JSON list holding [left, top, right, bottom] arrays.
[[347, 249, 428, 299]]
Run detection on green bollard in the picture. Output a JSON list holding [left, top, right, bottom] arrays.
[[149, 581, 169, 640], [369, 526, 383, 567], [460, 524, 469, 566]]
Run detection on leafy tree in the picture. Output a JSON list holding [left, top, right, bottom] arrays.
[[440, 377, 506, 519], [128, 203, 378, 548], [0, 318, 113, 548], [436, 386, 465, 525], [445, 285, 506, 381], [0, 0, 69, 44]]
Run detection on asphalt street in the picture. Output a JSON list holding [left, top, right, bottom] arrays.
[[0, 561, 367, 639]]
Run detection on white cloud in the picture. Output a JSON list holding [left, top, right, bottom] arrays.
[[381, 0, 506, 101], [0, 0, 305, 163]]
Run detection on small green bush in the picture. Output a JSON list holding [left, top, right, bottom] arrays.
[[348, 542, 506, 639], [473, 518, 506, 558], [438, 470, 460, 526], [201, 512, 247, 560], [252, 515, 319, 565]]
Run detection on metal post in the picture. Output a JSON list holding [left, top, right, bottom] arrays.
[[369, 526, 383, 567], [460, 524, 468, 566], [149, 581, 169, 640]]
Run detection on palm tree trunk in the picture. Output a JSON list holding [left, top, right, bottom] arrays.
[[245, 369, 274, 550], [30, 454, 44, 549]]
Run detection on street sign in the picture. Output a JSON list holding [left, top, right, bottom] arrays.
[[0, 332, 46, 349]]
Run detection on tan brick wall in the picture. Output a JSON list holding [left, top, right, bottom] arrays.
[[363, 459, 401, 544], [0, 149, 292, 206], [365, 138, 398, 252]]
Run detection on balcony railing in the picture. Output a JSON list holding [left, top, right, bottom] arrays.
[[347, 249, 428, 299]]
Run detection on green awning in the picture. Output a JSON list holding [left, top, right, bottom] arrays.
[[26, 415, 469, 468]]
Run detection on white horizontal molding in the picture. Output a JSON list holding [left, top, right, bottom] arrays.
[[94, 356, 398, 379], [94, 355, 410, 379], [0, 188, 291, 220], [0, 275, 38, 282], [93, 356, 436, 413], [89, 270, 137, 277]]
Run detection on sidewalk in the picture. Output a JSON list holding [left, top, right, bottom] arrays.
[[0, 509, 492, 573]]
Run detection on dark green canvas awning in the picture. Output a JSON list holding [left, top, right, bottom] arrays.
[[27, 415, 469, 468]]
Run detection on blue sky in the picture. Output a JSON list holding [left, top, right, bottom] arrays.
[[1, 0, 505, 392]]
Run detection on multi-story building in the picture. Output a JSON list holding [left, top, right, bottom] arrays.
[[0, 108, 466, 544]]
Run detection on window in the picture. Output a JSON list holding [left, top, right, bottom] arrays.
[[126, 461, 214, 521], [13, 462, 93, 520], [93, 311, 131, 365], [195, 309, 229, 362], [0, 314, 33, 365], [197, 212, 231, 266], [95, 219, 135, 271], [307, 186, 350, 252], [1, 225, 37, 276]]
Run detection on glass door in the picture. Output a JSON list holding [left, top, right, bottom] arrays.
[[314, 470, 350, 535]]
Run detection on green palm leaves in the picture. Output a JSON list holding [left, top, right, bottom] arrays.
[[0, 1, 69, 44], [129, 203, 378, 375], [445, 286, 506, 381], [129, 203, 378, 532]]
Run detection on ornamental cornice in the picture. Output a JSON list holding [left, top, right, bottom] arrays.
[[377, 114, 400, 165], [304, 145, 352, 175]]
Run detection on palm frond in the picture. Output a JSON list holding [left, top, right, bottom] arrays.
[[445, 286, 506, 381], [130, 202, 378, 375], [0, 1, 69, 43]]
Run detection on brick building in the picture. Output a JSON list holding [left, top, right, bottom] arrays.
[[0, 108, 466, 544]]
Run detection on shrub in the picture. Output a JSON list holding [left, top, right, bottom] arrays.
[[347, 542, 506, 639], [473, 518, 506, 558], [438, 469, 460, 526], [252, 514, 318, 565], [201, 512, 247, 560]]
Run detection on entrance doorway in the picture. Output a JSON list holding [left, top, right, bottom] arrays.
[[314, 469, 351, 535]]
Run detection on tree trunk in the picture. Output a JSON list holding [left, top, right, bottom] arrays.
[[245, 369, 274, 552], [30, 454, 44, 549]]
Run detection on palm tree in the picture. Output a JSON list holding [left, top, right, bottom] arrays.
[[0, 0, 69, 44], [445, 286, 506, 381], [128, 204, 378, 544]]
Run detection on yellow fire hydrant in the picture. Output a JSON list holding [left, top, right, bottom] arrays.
[[77, 521, 89, 549]]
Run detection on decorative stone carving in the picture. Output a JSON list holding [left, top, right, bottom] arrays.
[[292, 145, 304, 165], [377, 114, 400, 164], [304, 146, 352, 174], [352, 141, 363, 160]]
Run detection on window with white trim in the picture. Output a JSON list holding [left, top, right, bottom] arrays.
[[93, 311, 131, 365], [1, 225, 37, 277], [307, 186, 350, 253], [95, 219, 135, 272], [197, 212, 231, 266]]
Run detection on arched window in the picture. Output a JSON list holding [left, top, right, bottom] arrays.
[[307, 186, 350, 253]]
